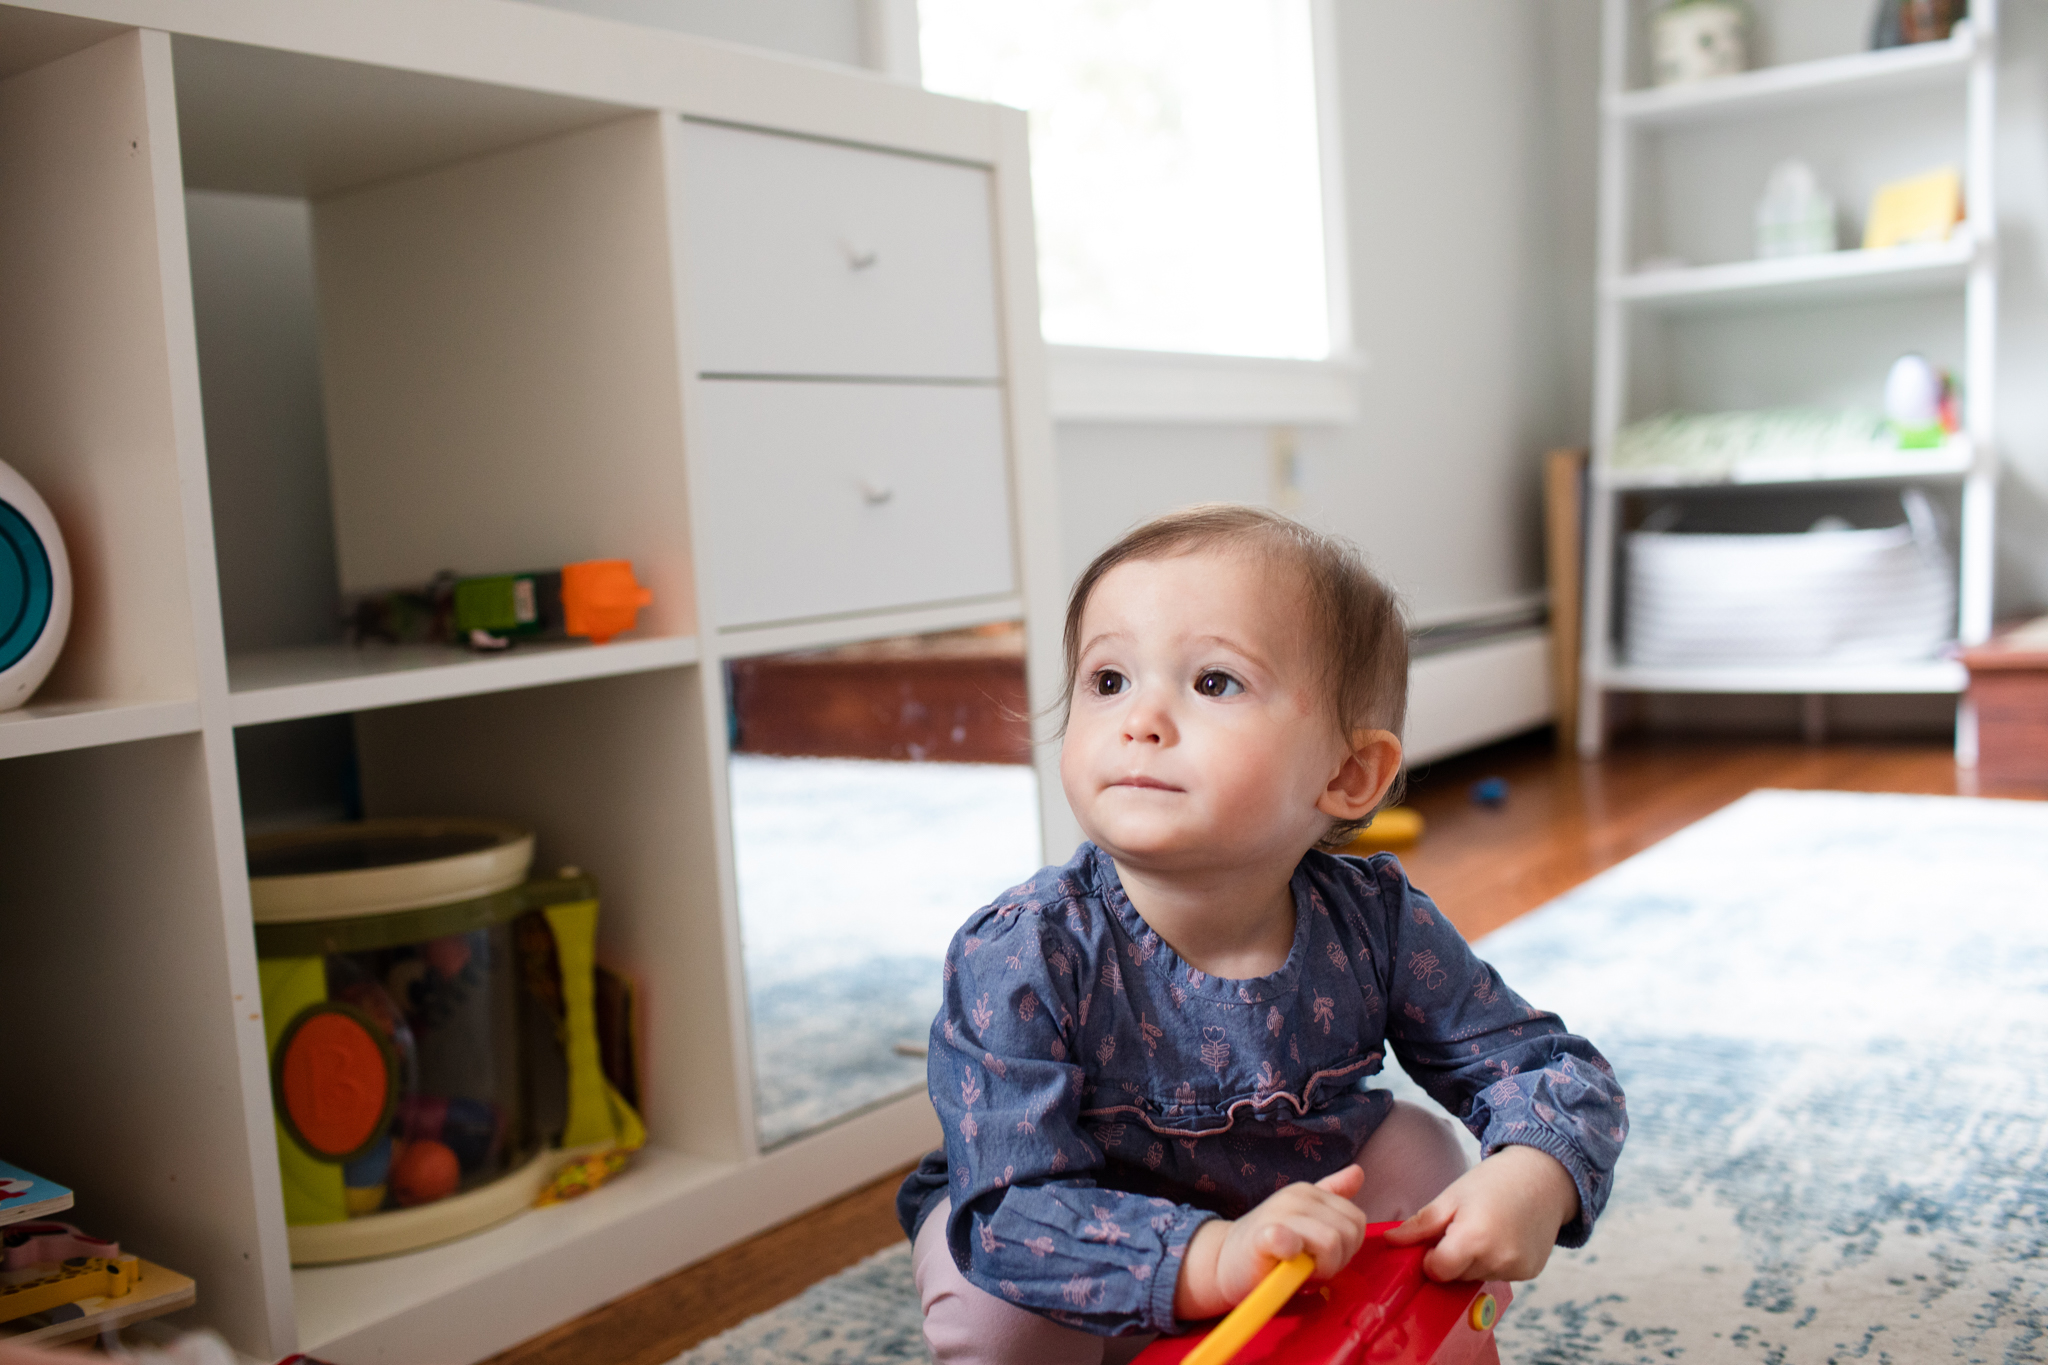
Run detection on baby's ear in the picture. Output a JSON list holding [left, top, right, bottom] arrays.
[[1318, 729, 1403, 822]]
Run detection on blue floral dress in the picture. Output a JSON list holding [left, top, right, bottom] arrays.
[[896, 843, 1628, 1336]]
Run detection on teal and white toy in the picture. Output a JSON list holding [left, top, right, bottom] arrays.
[[0, 458, 71, 711]]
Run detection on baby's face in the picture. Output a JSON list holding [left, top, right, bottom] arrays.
[[1060, 548, 1355, 875]]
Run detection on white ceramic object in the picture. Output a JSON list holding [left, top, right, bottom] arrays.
[[1885, 353, 1944, 428], [1755, 160, 1838, 259], [0, 458, 72, 712], [1653, 1, 1748, 87]]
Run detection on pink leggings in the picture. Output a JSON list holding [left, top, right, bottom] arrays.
[[912, 1100, 1471, 1365]]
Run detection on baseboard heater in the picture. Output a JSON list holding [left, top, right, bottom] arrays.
[[1405, 606, 1555, 767]]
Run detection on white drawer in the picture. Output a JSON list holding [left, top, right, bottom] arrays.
[[693, 380, 1016, 627], [682, 121, 1003, 382]]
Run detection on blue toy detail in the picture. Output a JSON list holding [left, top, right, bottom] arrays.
[[1470, 777, 1509, 807], [0, 499, 54, 674]]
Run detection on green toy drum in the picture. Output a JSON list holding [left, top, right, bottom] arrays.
[[251, 819, 643, 1264]]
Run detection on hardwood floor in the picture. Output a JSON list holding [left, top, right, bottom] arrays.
[[485, 731, 2026, 1365], [1388, 730, 1985, 941]]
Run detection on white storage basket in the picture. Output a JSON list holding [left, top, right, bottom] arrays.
[[1625, 492, 1955, 667]]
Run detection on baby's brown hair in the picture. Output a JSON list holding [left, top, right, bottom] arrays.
[[1059, 503, 1408, 848]]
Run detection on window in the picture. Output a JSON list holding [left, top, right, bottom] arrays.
[[920, 0, 1341, 362]]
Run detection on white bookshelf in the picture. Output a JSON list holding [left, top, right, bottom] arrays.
[[1579, 0, 1998, 754], [0, 6, 1064, 1362]]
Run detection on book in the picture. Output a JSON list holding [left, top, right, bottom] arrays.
[[0, 1258, 194, 1348], [1863, 167, 1962, 251], [0, 1161, 73, 1228]]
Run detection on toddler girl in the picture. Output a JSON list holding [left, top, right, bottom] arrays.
[[897, 504, 1626, 1364]]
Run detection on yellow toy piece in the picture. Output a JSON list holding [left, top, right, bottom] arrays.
[[0, 1255, 139, 1325], [1864, 168, 1962, 250], [1180, 1254, 1315, 1365], [535, 1148, 635, 1208], [1343, 806, 1425, 854]]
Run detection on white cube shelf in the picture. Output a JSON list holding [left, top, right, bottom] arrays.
[[0, 6, 1065, 1362]]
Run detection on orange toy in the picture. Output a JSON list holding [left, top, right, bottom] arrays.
[[562, 559, 654, 644], [390, 1140, 461, 1207]]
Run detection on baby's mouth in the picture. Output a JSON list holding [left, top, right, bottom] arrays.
[[1112, 776, 1180, 791]]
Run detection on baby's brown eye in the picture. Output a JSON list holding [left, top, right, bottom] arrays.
[[1093, 670, 1127, 696], [1194, 671, 1243, 698]]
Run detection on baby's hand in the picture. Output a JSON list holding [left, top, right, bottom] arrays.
[[1382, 1144, 1580, 1283], [1174, 1165, 1367, 1321]]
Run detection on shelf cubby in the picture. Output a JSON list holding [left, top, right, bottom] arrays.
[[0, 30, 208, 732], [1625, 83, 1967, 278], [178, 40, 696, 669], [1624, 289, 1965, 426], [347, 668, 741, 1164], [233, 666, 753, 1358], [0, 733, 281, 1345]]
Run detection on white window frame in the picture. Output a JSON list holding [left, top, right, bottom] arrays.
[[897, 0, 1362, 425]]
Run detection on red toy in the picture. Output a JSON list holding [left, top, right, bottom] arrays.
[[390, 1140, 461, 1207], [1134, 1225, 1511, 1365]]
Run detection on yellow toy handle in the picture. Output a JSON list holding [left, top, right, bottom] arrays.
[[1180, 1253, 1315, 1365]]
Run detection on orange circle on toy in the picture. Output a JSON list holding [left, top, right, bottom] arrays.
[[280, 1009, 392, 1159], [391, 1139, 461, 1206]]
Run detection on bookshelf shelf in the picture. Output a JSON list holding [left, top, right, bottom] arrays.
[[1610, 238, 1975, 312], [0, 699, 202, 761], [227, 637, 698, 727], [1608, 26, 1973, 127]]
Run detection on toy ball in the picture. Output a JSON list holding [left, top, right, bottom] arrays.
[[0, 458, 72, 712], [1470, 777, 1509, 807], [390, 1139, 461, 1207]]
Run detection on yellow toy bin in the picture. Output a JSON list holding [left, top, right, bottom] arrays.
[[251, 819, 643, 1265]]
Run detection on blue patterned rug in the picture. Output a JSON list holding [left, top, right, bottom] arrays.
[[676, 790, 2048, 1364]]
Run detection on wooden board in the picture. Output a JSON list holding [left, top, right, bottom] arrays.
[[1544, 449, 1588, 756], [0, 1259, 195, 1348]]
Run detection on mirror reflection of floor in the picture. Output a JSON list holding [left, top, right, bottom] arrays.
[[732, 753, 1042, 1148]]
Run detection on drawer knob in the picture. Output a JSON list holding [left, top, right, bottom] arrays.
[[858, 478, 894, 506], [843, 241, 880, 272]]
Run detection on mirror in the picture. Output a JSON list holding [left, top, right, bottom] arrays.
[[727, 623, 1043, 1148]]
